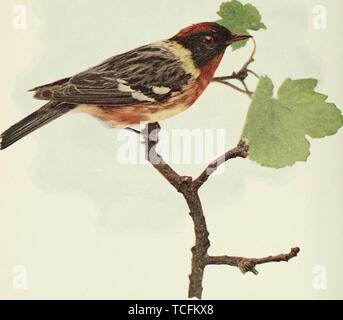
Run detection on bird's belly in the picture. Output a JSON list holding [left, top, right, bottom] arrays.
[[76, 102, 191, 127]]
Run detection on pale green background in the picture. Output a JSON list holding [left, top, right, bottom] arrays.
[[0, 0, 342, 299]]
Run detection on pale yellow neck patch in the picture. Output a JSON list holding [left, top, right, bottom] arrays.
[[160, 40, 200, 77]]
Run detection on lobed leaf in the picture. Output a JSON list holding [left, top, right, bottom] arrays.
[[241, 76, 343, 168], [217, 0, 266, 50]]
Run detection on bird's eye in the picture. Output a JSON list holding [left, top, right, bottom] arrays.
[[202, 35, 214, 44]]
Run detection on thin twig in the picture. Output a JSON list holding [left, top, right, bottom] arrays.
[[247, 68, 259, 79], [239, 37, 257, 76], [212, 37, 258, 97], [213, 38, 257, 82], [239, 79, 253, 97], [212, 79, 251, 96]]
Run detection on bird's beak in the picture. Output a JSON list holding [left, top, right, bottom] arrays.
[[228, 34, 252, 44]]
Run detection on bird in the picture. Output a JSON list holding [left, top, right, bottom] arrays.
[[0, 22, 250, 150]]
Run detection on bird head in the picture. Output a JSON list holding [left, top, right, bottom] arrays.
[[171, 22, 251, 68]]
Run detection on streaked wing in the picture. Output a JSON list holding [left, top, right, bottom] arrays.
[[31, 42, 192, 106]]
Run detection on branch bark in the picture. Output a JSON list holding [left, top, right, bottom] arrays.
[[193, 140, 249, 190], [142, 123, 300, 299], [205, 247, 300, 275]]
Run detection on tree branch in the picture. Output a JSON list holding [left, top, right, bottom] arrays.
[[212, 37, 257, 97], [142, 123, 185, 191], [140, 123, 300, 299], [193, 140, 249, 190], [205, 247, 300, 275]]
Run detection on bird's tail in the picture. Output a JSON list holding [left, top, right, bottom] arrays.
[[0, 101, 76, 150]]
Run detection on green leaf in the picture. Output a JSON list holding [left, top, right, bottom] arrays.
[[241, 76, 343, 168], [217, 0, 266, 50]]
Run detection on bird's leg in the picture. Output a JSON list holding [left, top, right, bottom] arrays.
[[125, 127, 141, 135]]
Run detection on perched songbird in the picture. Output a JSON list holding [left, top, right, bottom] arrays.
[[0, 22, 250, 150]]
